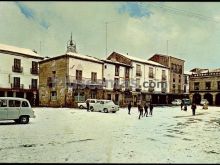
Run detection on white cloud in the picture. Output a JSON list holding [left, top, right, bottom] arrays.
[[0, 2, 220, 71]]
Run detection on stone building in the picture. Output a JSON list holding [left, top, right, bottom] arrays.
[[0, 43, 44, 106], [39, 36, 104, 107], [148, 54, 185, 103], [189, 68, 220, 106]]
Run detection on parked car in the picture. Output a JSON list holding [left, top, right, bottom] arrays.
[[0, 97, 35, 124], [90, 100, 119, 113], [182, 98, 191, 105], [77, 99, 97, 109], [171, 99, 182, 105], [200, 99, 209, 105]]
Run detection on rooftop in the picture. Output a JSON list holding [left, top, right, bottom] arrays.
[[0, 43, 40, 57]]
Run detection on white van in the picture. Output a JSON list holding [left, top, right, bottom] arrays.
[[0, 97, 36, 124]]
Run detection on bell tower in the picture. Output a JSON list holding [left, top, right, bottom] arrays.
[[66, 33, 77, 53]]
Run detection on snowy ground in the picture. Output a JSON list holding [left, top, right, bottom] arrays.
[[0, 105, 220, 163]]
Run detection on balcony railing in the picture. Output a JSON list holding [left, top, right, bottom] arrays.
[[11, 83, 24, 89], [136, 85, 142, 92], [148, 87, 154, 92], [162, 75, 167, 81], [136, 71, 142, 77], [30, 68, 39, 75], [149, 74, 154, 78], [125, 85, 132, 91], [68, 76, 103, 86], [29, 85, 38, 90], [190, 72, 220, 78], [113, 83, 123, 91], [12, 66, 23, 73]]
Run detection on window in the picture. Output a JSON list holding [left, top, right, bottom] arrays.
[[76, 70, 82, 81], [173, 84, 176, 89], [14, 77, 20, 88], [105, 65, 107, 69], [136, 78, 140, 86], [51, 91, 57, 100], [31, 79, 38, 89], [184, 85, 187, 93], [22, 101, 29, 107], [32, 61, 38, 69], [179, 75, 181, 83], [91, 92, 96, 99], [125, 67, 130, 78], [91, 72, 97, 83], [9, 100, 20, 107], [136, 64, 141, 76], [0, 100, 7, 107], [218, 81, 220, 90], [162, 70, 166, 80], [107, 94, 111, 100], [14, 58, 21, 69], [184, 75, 188, 84], [115, 65, 120, 76], [149, 67, 154, 78], [205, 82, 211, 90], [173, 78, 175, 83], [194, 82, 200, 90]]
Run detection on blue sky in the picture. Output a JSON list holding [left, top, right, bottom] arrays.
[[1, 2, 220, 71]]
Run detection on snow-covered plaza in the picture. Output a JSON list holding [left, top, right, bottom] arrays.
[[0, 105, 220, 163]]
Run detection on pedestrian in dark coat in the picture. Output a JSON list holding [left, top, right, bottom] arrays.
[[144, 103, 149, 117], [149, 102, 154, 116], [86, 100, 90, 112], [128, 101, 132, 115], [191, 103, 197, 116], [180, 101, 183, 110], [138, 103, 144, 119]]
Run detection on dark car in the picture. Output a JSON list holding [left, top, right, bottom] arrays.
[[182, 98, 191, 105]]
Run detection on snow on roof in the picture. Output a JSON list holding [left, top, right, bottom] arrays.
[[66, 52, 103, 63], [184, 71, 193, 75], [0, 43, 40, 57], [115, 52, 167, 68], [102, 59, 132, 67]]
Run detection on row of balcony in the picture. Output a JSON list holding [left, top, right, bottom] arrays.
[[193, 86, 220, 91], [12, 66, 38, 75], [190, 72, 220, 78], [10, 83, 38, 89]]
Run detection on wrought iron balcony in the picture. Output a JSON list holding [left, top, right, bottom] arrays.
[[30, 68, 39, 75], [11, 83, 24, 89], [12, 66, 23, 73]]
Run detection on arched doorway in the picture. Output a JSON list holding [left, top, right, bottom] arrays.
[[204, 93, 213, 105], [193, 93, 201, 104], [215, 93, 220, 106]]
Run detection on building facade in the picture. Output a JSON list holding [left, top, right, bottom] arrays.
[[0, 43, 44, 106], [39, 37, 104, 107], [189, 68, 220, 106], [148, 54, 185, 103], [106, 52, 169, 106]]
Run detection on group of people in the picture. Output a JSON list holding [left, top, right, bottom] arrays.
[[128, 101, 154, 119], [180, 101, 197, 116]]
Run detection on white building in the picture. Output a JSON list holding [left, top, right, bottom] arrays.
[[106, 52, 169, 106], [0, 43, 44, 105]]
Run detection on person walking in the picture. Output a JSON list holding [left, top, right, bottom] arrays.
[[144, 102, 149, 117], [180, 101, 183, 110], [86, 100, 90, 112], [138, 103, 144, 119], [191, 103, 197, 116], [128, 101, 132, 115], [149, 102, 154, 116]]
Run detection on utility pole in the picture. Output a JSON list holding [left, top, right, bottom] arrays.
[[105, 22, 108, 57]]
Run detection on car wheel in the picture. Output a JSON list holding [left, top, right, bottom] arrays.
[[103, 108, 108, 113], [112, 111, 116, 113], [19, 116, 29, 124], [79, 105, 84, 109], [90, 106, 94, 111]]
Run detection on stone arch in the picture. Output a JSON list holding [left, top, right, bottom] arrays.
[[204, 93, 213, 105], [215, 93, 220, 106], [193, 93, 201, 105]]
